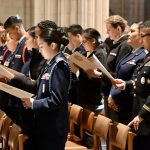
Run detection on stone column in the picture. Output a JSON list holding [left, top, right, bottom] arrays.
[[33, 0, 46, 25], [32, 0, 109, 39], [23, 0, 34, 29]]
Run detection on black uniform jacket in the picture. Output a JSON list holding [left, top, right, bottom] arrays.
[[107, 35, 132, 73], [126, 54, 150, 135], [76, 45, 107, 106], [33, 52, 71, 137]]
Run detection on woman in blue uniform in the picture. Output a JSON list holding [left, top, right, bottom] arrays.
[[21, 28, 71, 150]]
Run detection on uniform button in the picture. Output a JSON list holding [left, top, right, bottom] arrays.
[[138, 72, 139, 74], [133, 85, 136, 89], [134, 94, 136, 97]]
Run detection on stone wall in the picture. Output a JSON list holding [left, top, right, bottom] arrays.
[[0, 0, 109, 39]]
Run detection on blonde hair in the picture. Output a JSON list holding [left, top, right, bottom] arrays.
[[105, 15, 128, 32]]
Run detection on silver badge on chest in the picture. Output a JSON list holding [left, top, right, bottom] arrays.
[[141, 77, 145, 84]]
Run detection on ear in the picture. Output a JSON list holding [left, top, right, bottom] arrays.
[[15, 25, 20, 32], [50, 42, 57, 49], [92, 38, 96, 44], [76, 34, 82, 40]]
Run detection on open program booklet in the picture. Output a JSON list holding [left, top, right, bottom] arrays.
[[0, 65, 24, 79], [0, 82, 34, 99], [67, 51, 114, 80]]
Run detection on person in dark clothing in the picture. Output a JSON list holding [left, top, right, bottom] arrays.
[[62, 24, 85, 104], [2, 20, 58, 150], [108, 23, 146, 124], [75, 28, 107, 115], [105, 15, 133, 74], [21, 28, 71, 150], [11, 20, 58, 93], [113, 20, 150, 150], [104, 15, 133, 117], [0, 16, 30, 118], [63, 24, 85, 54]]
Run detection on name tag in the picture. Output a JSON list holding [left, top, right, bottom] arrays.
[[127, 61, 136, 65], [15, 54, 21, 58], [42, 84, 45, 93], [110, 52, 117, 57], [41, 73, 51, 80]]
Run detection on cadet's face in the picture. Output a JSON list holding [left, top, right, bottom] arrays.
[[127, 24, 142, 48], [140, 28, 150, 51], [67, 32, 80, 48], [6, 37, 18, 52], [38, 38, 51, 60], [6, 26, 19, 41], [25, 32, 35, 51], [82, 36, 95, 52], [106, 23, 120, 41]]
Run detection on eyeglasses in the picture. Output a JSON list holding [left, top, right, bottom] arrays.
[[140, 33, 150, 38]]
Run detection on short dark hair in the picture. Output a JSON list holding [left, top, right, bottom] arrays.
[[67, 24, 83, 35], [37, 20, 57, 31], [4, 15, 23, 29]]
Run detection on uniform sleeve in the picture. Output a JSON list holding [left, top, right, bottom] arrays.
[[33, 61, 70, 111], [10, 75, 37, 93], [138, 96, 150, 120]]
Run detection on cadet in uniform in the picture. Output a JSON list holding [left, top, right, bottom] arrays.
[[0, 15, 30, 129], [114, 20, 150, 150], [21, 28, 71, 150], [108, 23, 146, 124]]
